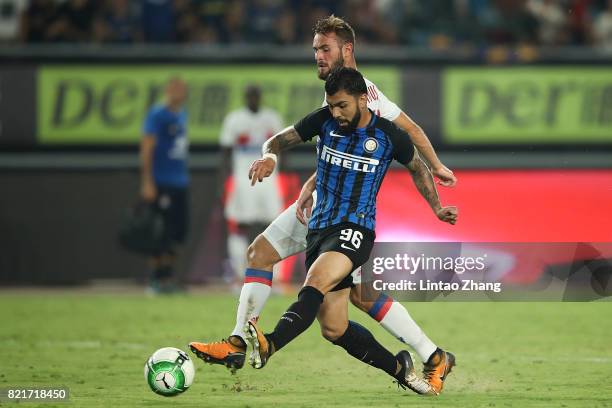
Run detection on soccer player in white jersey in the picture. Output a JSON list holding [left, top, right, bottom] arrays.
[[191, 16, 456, 394], [219, 85, 284, 282]]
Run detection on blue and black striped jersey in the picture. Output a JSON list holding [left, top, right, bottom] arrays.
[[295, 107, 415, 232]]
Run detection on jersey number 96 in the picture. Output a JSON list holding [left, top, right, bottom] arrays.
[[339, 228, 363, 249]]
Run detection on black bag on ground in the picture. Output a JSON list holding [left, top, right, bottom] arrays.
[[118, 203, 166, 255]]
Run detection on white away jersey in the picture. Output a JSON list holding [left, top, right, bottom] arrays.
[[219, 107, 284, 176], [321, 76, 401, 121], [220, 107, 284, 223]]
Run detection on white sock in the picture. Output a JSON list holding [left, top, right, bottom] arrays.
[[230, 268, 273, 340], [371, 295, 437, 363]]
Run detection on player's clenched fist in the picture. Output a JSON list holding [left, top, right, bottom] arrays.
[[436, 206, 458, 225], [248, 157, 276, 186], [432, 165, 457, 187]]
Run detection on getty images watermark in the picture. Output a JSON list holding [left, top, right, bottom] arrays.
[[370, 252, 500, 293], [360, 243, 612, 302]]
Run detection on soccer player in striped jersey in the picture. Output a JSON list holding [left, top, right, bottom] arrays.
[[243, 67, 457, 395], [190, 16, 456, 394]]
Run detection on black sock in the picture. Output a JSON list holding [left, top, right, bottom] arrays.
[[266, 286, 324, 352], [332, 321, 398, 377]]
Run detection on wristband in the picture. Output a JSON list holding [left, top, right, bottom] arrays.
[[263, 153, 277, 164]]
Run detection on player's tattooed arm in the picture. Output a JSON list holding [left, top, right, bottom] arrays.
[[249, 126, 303, 186], [394, 112, 457, 187], [262, 126, 303, 156], [406, 149, 440, 211], [406, 149, 458, 225]]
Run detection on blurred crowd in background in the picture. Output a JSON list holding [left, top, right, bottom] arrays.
[[1, 0, 611, 50]]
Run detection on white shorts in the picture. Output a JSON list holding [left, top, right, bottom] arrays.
[[261, 198, 362, 284], [261, 200, 308, 259], [225, 177, 282, 224]]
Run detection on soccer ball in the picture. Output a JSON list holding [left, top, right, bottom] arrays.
[[144, 347, 195, 397]]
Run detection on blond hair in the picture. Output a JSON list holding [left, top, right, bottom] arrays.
[[313, 15, 355, 50]]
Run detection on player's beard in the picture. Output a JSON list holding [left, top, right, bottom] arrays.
[[318, 54, 345, 80], [338, 109, 361, 132]]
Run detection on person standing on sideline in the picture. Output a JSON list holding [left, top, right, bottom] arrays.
[[140, 77, 189, 294], [219, 85, 284, 285]]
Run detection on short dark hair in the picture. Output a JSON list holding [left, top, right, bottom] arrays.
[[245, 84, 261, 96], [325, 67, 367, 97], [313, 15, 356, 51]]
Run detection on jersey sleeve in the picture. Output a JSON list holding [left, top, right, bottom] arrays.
[[142, 109, 159, 138], [379, 119, 415, 165], [294, 107, 331, 142], [219, 112, 236, 147], [376, 88, 402, 121]]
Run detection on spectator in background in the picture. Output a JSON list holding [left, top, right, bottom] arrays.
[[480, 0, 539, 46], [452, 0, 485, 47], [426, 0, 459, 48], [10, 0, 612, 48], [296, 0, 341, 43], [275, 6, 297, 44], [396, 0, 431, 46], [20, 0, 57, 42], [94, 0, 142, 43], [527, 0, 568, 46], [344, 0, 398, 44], [140, 77, 190, 294], [393, 0, 483, 49], [218, 85, 284, 286], [373, 0, 404, 28], [174, 0, 200, 42], [468, 0, 492, 18], [302, 0, 340, 15], [194, 0, 227, 41], [220, 0, 246, 43], [195, 25, 222, 43], [141, 0, 175, 43], [0, 0, 27, 43], [300, 5, 334, 43], [46, 0, 97, 42], [245, 0, 283, 43], [593, 0, 612, 50], [567, 0, 594, 45]]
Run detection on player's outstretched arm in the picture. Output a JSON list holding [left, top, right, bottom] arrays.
[[394, 112, 457, 187], [248, 126, 303, 186], [406, 149, 458, 225]]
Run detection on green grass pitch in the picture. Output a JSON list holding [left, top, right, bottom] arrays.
[[1, 291, 611, 407]]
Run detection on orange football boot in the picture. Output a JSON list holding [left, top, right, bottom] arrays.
[[244, 318, 271, 369], [189, 336, 246, 370], [423, 348, 456, 394]]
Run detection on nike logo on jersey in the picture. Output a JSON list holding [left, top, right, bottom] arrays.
[[329, 130, 345, 137], [340, 243, 357, 252], [321, 145, 379, 173]]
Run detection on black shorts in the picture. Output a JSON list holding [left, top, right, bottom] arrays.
[[156, 185, 189, 249], [305, 222, 375, 292]]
